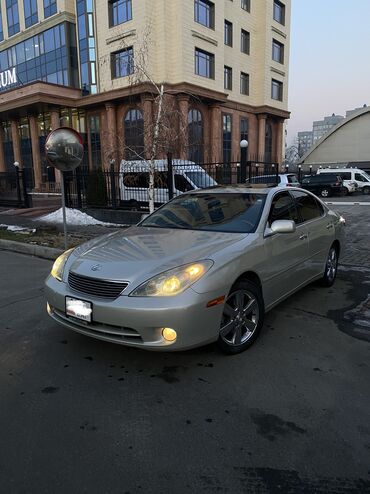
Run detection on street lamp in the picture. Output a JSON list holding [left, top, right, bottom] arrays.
[[298, 164, 302, 181], [309, 165, 313, 175], [240, 139, 248, 183]]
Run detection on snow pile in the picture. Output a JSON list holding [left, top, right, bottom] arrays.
[[39, 208, 119, 226], [0, 224, 36, 234]]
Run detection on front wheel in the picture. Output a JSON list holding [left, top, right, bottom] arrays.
[[320, 187, 331, 198], [320, 246, 338, 287], [363, 186, 370, 195], [217, 280, 264, 354]]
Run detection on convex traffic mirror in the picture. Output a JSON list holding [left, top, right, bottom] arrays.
[[45, 127, 84, 172]]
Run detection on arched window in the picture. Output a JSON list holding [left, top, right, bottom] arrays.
[[124, 109, 144, 160], [188, 109, 204, 163], [265, 122, 273, 163]]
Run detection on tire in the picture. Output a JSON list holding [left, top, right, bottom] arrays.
[[363, 186, 370, 195], [320, 245, 338, 287], [343, 187, 349, 196], [217, 280, 264, 354], [128, 200, 140, 211], [320, 187, 331, 198]]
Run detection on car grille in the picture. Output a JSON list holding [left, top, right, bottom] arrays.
[[68, 272, 128, 299]]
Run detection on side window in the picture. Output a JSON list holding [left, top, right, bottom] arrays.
[[174, 174, 194, 192], [123, 172, 149, 188], [268, 192, 299, 226], [291, 190, 324, 223], [355, 173, 367, 182], [340, 172, 351, 180], [154, 171, 168, 189]]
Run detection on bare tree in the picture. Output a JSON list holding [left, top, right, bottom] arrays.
[[100, 23, 193, 213]]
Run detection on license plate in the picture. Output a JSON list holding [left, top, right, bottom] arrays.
[[66, 297, 92, 323]]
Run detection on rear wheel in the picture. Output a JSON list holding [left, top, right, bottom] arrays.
[[320, 187, 331, 198], [320, 245, 338, 287], [217, 280, 264, 354], [343, 187, 349, 196]]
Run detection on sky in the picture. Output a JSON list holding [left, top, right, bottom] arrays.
[[287, 0, 370, 145]]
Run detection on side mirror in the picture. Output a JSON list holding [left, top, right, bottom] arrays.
[[270, 220, 296, 234]]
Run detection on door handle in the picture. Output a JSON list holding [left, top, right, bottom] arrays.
[[326, 223, 334, 229], [299, 234, 308, 240]]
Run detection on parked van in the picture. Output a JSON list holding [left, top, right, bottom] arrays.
[[316, 168, 370, 195], [119, 160, 217, 208]]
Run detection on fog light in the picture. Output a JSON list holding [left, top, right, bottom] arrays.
[[162, 327, 177, 342]]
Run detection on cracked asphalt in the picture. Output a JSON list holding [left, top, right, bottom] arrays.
[[0, 204, 370, 494]]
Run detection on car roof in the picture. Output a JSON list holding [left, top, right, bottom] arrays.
[[189, 185, 283, 195]]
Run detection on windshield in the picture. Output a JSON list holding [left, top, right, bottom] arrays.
[[140, 193, 267, 233], [185, 171, 217, 188], [362, 171, 370, 181]]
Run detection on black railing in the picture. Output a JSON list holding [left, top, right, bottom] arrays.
[[0, 168, 33, 207]]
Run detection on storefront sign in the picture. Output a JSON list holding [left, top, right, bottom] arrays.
[[0, 67, 17, 89]]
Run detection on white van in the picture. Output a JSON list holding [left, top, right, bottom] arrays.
[[316, 168, 370, 195], [119, 159, 217, 208]]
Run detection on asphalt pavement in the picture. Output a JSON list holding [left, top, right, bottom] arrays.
[[0, 204, 370, 493]]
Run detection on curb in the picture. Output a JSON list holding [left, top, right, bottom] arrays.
[[0, 239, 63, 260]]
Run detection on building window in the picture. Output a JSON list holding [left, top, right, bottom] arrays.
[[0, 8, 4, 42], [109, 0, 132, 27], [240, 117, 248, 142], [188, 109, 204, 163], [43, 0, 57, 18], [24, 0, 38, 28], [89, 115, 102, 169], [240, 72, 249, 95], [241, 29, 250, 54], [241, 0, 250, 11], [194, 0, 214, 29], [195, 48, 214, 79], [6, 0, 20, 37], [224, 66, 232, 90], [124, 109, 144, 160], [272, 39, 284, 63], [273, 0, 285, 25], [224, 20, 233, 46], [271, 78, 283, 101], [222, 114, 232, 163], [112, 47, 134, 78]]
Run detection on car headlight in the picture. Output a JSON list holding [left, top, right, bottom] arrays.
[[130, 260, 213, 297], [50, 248, 74, 281]]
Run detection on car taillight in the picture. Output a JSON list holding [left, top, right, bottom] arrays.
[[336, 182, 341, 186]]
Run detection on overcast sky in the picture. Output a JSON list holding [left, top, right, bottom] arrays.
[[287, 0, 370, 145]]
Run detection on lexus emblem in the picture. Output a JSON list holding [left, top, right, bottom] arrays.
[[91, 264, 102, 272]]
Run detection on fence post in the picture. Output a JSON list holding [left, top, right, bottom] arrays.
[[240, 144, 247, 183], [20, 169, 31, 208], [167, 152, 174, 200], [15, 166, 22, 205], [76, 167, 82, 209], [248, 161, 252, 183], [110, 159, 117, 208]]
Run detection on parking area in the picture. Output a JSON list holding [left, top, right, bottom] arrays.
[[0, 204, 370, 493]]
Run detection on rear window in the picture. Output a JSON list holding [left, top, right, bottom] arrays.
[[287, 174, 299, 184], [250, 175, 280, 184]]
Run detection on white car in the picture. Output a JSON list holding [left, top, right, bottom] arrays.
[[246, 173, 300, 188]]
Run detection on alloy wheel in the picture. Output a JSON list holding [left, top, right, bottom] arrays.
[[326, 248, 337, 283], [220, 289, 260, 346]]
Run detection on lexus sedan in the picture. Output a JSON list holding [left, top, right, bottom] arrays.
[[45, 186, 345, 354]]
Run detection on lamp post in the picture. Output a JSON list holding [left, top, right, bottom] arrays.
[[309, 165, 313, 176], [298, 164, 302, 182], [240, 139, 248, 183]]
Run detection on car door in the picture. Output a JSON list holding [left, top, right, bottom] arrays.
[[291, 190, 333, 279], [261, 191, 309, 307]]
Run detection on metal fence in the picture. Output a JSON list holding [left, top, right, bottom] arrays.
[[63, 157, 283, 210], [0, 168, 33, 207]]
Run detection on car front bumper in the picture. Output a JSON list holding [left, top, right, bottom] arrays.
[[45, 275, 225, 351]]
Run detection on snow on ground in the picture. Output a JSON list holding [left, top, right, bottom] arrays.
[[39, 208, 120, 226], [0, 224, 36, 234]]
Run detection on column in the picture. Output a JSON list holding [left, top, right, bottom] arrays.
[[105, 103, 117, 169], [0, 126, 6, 172], [247, 114, 258, 161], [209, 105, 221, 162], [11, 120, 22, 168], [177, 95, 189, 160], [275, 118, 284, 166], [141, 94, 153, 160], [257, 114, 267, 162], [29, 114, 42, 191]]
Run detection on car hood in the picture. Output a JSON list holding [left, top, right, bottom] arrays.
[[68, 226, 247, 285]]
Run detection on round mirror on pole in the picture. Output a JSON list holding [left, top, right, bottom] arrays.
[[45, 128, 84, 249]]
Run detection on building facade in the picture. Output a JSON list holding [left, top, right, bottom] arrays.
[[297, 130, 313, 157], [312, 113, 344, 143], [0, 0, 291, 191]]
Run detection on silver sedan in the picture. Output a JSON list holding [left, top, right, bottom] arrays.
[[45, 186, 345, 354]]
